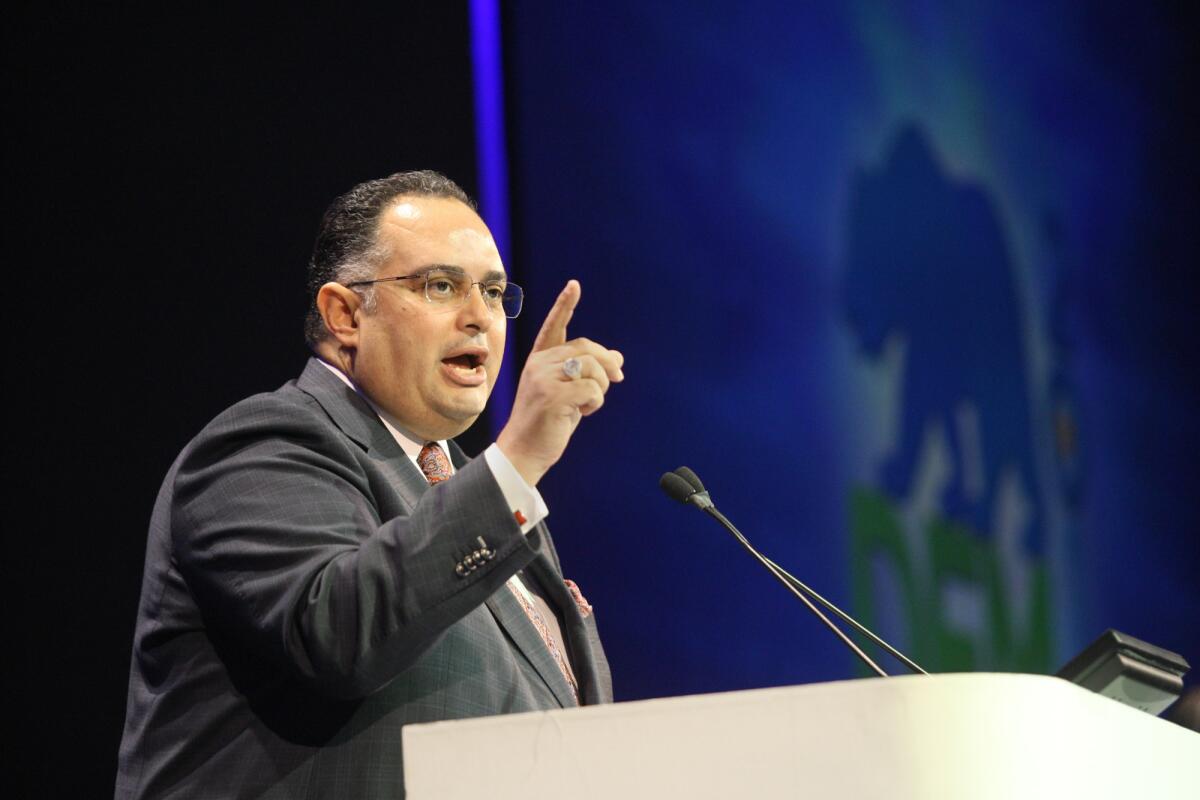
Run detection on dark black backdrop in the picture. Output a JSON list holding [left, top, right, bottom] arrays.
[[7, 6, 490, 794]]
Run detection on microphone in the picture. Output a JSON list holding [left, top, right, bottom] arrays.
[[658, 471, 712, 509], [660, 466, 928, 678], [671, 465, 705, 493]]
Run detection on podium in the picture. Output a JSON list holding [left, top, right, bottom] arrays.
[[403, 673, 1196, 799]]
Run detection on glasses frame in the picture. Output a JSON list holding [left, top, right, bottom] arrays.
[[345, 270, 524, 319]]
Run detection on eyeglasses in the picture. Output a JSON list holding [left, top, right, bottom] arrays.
[[346, 268, 524, 319]]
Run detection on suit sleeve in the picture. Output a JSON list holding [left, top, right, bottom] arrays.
[[169, 393, 539, 699]]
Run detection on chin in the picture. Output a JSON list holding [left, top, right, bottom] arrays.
[[436, 405, 485, 434], [429, 387, 491, 434]]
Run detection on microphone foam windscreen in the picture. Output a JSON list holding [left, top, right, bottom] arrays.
[[673, 466, 704, 492], [659, 472, 695, 504]]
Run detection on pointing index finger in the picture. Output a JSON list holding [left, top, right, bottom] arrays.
[[531, 279, 581, 352]]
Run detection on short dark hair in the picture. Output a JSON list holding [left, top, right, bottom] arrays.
[[304, 170, 475, 347]]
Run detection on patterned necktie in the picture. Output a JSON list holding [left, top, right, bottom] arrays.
[[414, 441, 579, 703], [417, 442, 452, 484]]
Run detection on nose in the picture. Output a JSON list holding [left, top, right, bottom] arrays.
[[457, 281, 495, 333]]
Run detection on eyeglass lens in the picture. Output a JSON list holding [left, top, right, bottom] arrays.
[[425, 271, 523, 318]]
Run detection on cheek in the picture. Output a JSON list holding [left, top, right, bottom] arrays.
[[490, 321, 507, 354], [488, 334, 506, 380]]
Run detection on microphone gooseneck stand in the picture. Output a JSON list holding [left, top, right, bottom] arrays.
[[660, 467, 927, 678]]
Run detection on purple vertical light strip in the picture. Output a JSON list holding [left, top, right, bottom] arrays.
[[469, 0, 515, 437]]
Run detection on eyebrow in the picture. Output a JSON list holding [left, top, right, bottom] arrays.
[[417, 264, 508, 283]]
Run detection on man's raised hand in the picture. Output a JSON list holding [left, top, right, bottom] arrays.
[[497, 280, 624, 487]]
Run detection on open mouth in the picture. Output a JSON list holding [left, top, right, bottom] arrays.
[[441, 349, 488, 386], [443, 353, 481, 370]]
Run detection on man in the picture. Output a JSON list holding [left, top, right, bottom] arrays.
[[116, 171, 623, 798]]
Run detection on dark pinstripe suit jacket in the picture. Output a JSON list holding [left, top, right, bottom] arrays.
[[116, 358, 612, 799]]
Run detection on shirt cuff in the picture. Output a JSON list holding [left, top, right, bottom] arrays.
[[483, 443, 549, 534]]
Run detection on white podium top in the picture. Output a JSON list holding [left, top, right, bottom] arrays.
[[403, 673, 1197, 799]]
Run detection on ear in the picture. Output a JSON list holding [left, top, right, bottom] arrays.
[[316, 282, 364, 347]]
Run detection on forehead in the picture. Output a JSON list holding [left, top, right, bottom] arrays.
[[377, 196, 502, 273]]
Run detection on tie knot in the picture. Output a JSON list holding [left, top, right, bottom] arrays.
[[417, 442, 452, 485]]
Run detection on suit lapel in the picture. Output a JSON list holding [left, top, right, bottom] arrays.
[[526, 538, 606, 705], [484, 579, 578, 709], [296, 358, 428, 511], [371, 450, 428, 513]]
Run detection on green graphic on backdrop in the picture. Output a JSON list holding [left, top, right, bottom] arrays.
[[850, 487, 1051, 673]]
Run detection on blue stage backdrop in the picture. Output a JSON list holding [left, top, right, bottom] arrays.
[[497, 2, 1198, 700]]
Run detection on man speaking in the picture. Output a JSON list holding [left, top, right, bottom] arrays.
[[116, 171, 622, 798]]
